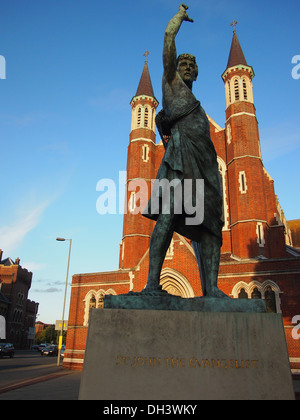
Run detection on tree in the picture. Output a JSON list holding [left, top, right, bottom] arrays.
[[35, 324, 57, 344]]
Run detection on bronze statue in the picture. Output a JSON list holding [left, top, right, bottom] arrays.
[[143, 4, 228, 298]]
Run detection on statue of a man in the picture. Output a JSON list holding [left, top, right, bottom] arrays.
[[143, 4, 228, 298]]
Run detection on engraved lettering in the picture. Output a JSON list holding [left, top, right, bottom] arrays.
[[212, 359, 220, 368], [189, 357, 197, 368], [204, 359, 212, 368], [116, 355, 259, 369], [220, 359, 228, 369]]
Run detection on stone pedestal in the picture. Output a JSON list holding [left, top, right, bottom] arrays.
[[104, 293, 266, 312], [79, 308, 294, 400]]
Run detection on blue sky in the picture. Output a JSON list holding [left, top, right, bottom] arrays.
[[0, 0, 299, 324]]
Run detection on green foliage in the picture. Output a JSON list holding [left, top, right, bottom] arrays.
[[35, 324, 66, 345]]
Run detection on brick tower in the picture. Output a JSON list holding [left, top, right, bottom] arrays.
[[119, 57, 159, 269], [221, 29, 286, 259]]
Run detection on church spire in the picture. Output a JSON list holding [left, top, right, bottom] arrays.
[[222, 25, 254, 109], [226, 29, 248, 69], [135, 55, 155, 98], [121, 54, 159, 269], [130, 54, 158, 136]]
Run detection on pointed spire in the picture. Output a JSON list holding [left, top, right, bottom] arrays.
[[135, 55, 155, 98], [226, 29, 248, 69]]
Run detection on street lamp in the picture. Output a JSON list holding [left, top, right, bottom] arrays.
[[56, 237, 72, 366]]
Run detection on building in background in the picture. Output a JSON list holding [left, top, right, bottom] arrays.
[[63, 30, 300, 371], [0, 249, 39, 349], [35, 321, 51, 334], [288, 220, 300, 250]]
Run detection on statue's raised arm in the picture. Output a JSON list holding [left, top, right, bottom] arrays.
[[163, 4, 194, 83], [143, 3, 227, 300]]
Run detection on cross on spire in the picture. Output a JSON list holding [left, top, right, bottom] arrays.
[[143, 50, 150, 62], [230, 20, 238, 32]]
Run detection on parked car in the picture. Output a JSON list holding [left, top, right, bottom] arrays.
[[60, 345, 65, 358], [37, 343, 49, 352], [0, 343, 14, 358], [41, 345, 58, 356]]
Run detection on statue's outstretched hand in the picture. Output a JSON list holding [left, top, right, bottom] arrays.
[[179, 3, 194, 23]]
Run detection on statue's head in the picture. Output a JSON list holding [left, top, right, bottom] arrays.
[[177, 54, 198, 87]]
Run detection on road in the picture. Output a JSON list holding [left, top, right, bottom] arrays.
[[0, 350, 62, 388], [0, 350, 81, 400]]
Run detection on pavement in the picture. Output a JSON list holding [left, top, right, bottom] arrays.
[[0, 367, 299, 400], [0, 367, 81, 400]]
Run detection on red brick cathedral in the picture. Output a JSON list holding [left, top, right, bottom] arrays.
[[63, 31, 300, 371]]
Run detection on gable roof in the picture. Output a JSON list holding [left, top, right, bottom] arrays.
[[0, 257, 15, 266]]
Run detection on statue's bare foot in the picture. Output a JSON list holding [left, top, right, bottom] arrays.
[[142, 284, 169, 296]]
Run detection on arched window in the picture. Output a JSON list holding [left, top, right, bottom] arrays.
[[144, 107, 149, 127], [83, 289, 117, 326], [256, 222, 265, 247], [151, 108, 155, 129], [239, 171, 247, 194], [234, 78, 240, 101], [137, 107, 142, 127], [251, 287, 262, 299], [142, 144, 150, 162], [217, 157, 229, 230], [226, 123, 232, 144], [238, 288, 248, 299], [265, 286, 277, 313], [160, 268, 195, 298], [242, 78, 248, 100], [89, 295, 96, 310], [227, 80, 231, 103], [129, 192, 136, 213], [232, 281, 281, 313], [98, 293, 105, 309]]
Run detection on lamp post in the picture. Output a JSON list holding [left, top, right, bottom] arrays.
[[56, 237, 72, 366]]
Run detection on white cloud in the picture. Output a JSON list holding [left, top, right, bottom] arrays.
[[0, 200, 51, 254], [32, 287, 62, 294], [21, 261, 47, 272]]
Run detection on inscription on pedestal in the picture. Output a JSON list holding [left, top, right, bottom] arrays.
[[79, 309, 294, 400], [115, 355, 259, 370]]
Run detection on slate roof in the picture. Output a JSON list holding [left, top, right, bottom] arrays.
[[226, 30, 248, 68], [135, 60, 155, 98], [0, 257, 15, 266]]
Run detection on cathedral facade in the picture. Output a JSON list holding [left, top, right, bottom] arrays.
[[63, 31, 300, 372]]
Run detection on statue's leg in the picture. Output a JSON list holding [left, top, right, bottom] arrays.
[[192, 230, 229, 298], [145, 213, 177, 291]]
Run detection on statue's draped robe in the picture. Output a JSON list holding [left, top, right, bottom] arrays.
[[143, 72, 224, 244]]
